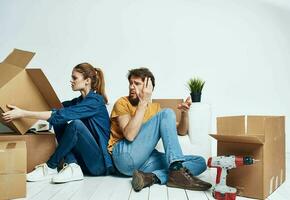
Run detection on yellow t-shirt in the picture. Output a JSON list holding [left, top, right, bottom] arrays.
[[107, 96, 161, 153]]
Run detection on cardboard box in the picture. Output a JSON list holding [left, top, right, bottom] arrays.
[[0, 174, 26, 200], [210, 115, 285, 199], [0, 132, 56, 173], [0, 141, 26, 199], [0, 48, 62, 134], [152, 99, 182, 122]]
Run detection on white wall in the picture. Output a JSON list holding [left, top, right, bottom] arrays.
[[0, 0, 290, 152]]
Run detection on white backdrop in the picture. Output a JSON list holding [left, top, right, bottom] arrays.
[[0, 0, 290, 152]]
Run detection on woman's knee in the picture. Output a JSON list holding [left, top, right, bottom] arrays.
[[68, 119, 84, 128], [63, 120, 85, 138], [67, 120, 86, 133]]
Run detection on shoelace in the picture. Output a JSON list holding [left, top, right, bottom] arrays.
[[34, 163, 48, 176], [59, 163, 70, 174], [183, 168, 194, 180]]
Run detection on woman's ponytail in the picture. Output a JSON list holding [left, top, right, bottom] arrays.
[[94, 68, 108, 104]]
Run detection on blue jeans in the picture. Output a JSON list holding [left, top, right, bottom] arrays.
[[47, 120, 106, 175], [112, 109, 207, 184]]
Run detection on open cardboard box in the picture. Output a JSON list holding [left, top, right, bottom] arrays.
[[0, 49, 60, 172], [210, 115, 285, 199], [0, 48, 62, 134], [0, 140, 26, 199]]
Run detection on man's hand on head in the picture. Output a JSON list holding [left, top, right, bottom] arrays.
[[136, 77, 153, 106]]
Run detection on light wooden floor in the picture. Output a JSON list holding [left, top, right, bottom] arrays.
[[17, 154, 289, 200]]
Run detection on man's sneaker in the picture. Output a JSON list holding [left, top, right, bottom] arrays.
[[167, 167, 212, 191], [52, 163, 84, 183], [132, 170, 156, 192], [27, 163, 58, 182]]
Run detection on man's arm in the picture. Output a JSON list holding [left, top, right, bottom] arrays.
[[176, 97, 192, 136], [117, 102, 147, 141], [117, 77, 153, 142], [177, 112, 189, 136]]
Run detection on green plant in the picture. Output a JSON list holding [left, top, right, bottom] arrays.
[[187, 77, 205, 93]]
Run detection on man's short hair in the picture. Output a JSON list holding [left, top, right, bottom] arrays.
[[127, 67, 155, 88]]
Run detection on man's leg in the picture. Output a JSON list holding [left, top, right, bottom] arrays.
[[138, 152, 207, 183], [131, 149, 167, 191], [112, 109, 184, 176], [132, 150, 210, 191], [113, 108, 211, 191], [138, 149, 168, 184], [182, 155, 207, 176]]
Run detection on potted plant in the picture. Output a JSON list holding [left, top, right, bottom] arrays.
[[187, 77, 205, 102]]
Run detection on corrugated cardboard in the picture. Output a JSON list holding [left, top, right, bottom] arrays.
[[0, 140, 26, 174], [0, 132, 56, 173], [210, 115, 285, 199], [0, 141, 26, 199], [152, 99, 182, 122], [0, 174, 26, 199], [0, 48, 62, 134]]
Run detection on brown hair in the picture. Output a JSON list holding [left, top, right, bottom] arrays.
[[127, 67, 155, 88], [73, 63, 108, 104]]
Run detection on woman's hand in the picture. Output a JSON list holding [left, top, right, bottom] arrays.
[[1, 105, 25, 123]]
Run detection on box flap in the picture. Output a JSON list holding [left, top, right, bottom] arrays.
[[3, 49, 35, 69], [0, 71, 50, 134], [0, 64, 23, 88], [247, 116, 266, 135], [210, 134, 265, 144], [217, 116, 246, 135], [26, 69, 62, 109]]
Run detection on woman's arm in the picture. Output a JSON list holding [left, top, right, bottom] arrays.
[[47, 96, 102, 125], [1, 105, 52, 123]]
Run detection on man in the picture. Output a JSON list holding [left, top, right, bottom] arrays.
[[108, 68, 211, 191]]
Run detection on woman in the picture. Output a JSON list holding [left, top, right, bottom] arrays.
[[2, 63, 114, 183]]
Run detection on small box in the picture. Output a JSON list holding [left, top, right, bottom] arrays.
[[0, 141, 26, 199], [210, 115, 285, 199]]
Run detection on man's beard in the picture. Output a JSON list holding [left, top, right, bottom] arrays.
[[128, 96, 139, 106]]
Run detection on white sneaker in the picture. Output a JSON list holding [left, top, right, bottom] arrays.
[[27, 163, 58, 182], [52, 163, 84, 183]]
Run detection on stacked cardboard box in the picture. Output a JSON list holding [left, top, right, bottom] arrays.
[[210, 115, 285, 199], [0, 132, 56, 173], [0, 49, 62, 199], [0, 141, 26, 199]]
